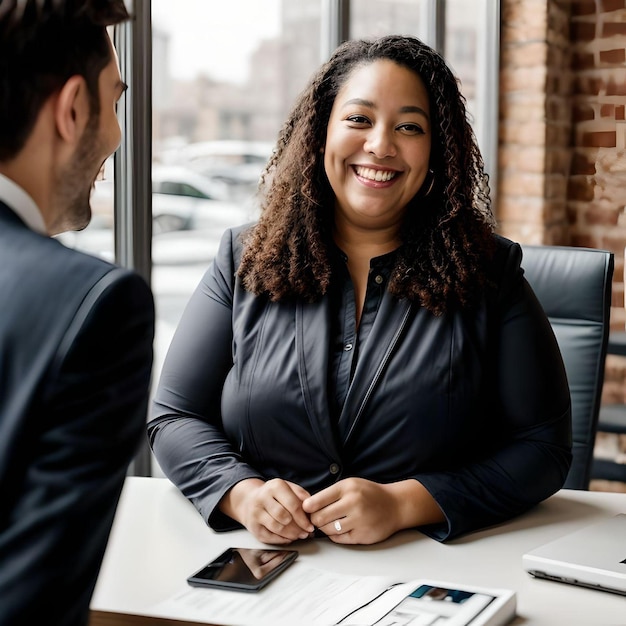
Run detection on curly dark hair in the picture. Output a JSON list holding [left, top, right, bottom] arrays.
[[0, 0, 129, 161], [238, 34, 496, 315]]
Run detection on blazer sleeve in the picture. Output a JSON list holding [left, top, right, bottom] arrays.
[[416, 241, 572, 541], [0, 269, 154, 626], [148, 228, 263, 531]]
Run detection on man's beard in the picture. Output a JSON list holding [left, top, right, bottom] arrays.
[[52, 114, 103, 234]]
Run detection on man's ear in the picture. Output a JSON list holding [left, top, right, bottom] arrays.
[[54, 75, 90, 144]]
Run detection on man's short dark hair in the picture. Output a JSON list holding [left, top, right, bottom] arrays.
[[0, 0, 130, 160]]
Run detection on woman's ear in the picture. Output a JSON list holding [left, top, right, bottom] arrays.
[[54, 75, 90, 144]]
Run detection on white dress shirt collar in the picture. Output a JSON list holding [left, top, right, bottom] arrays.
[[0, 172, 47, 235]]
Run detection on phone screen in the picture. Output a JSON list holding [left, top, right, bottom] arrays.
[[187, 547, 298, 592]]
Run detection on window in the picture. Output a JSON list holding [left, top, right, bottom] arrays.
[[350, 0, 425, 38]]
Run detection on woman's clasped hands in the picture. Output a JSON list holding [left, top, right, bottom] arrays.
[[222, 477, 428, 546]]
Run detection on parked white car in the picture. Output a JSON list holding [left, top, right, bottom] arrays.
[[89, 165, 256, 234], [151, 165, 252, 234]]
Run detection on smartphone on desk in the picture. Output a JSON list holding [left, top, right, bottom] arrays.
[[187, 547, 298, 592]]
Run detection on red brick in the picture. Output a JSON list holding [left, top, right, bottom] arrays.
[[574, 75, 605, 95], [546, 97, 571, 120], [499, 121, 547, 145], [572, 21, 597, 41], [572, 51, 596, 69], [571, 152, 597, 175], [571, 1, 597, 15], [545, 174, 568, 199], [546, 149, 573, 175], [497, 196, 546, 222], [500, 66, 548, 92], [573, 103, 595, 121], [601, 103, 616, 117], [568, 177, 596, 201], [500, 172, 545, 197], [499, 94, 546, 122], [603, 21, 626, 37], [498, 145, 546, 173], [546, 124, 571, 145], [544, 199, 568, 222], [498, 222, 550, 245], [600, 0, 626, 11], [502, 42, 547, 67], [607, 78, 626, 96], [570, 232, 599, 248], [582, 131, 617, 147], [600, 48, 626, 64]]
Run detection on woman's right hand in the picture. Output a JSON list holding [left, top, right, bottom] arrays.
[[219, 478, 315, 544]]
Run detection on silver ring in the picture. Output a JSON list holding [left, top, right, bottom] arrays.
[[334, 520, 342, 532]]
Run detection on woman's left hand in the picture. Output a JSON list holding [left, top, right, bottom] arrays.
[[302, 477, 445, 545], [301, 477, 402, 545]]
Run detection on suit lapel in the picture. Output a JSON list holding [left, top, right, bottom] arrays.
[[296, 291, 414, 452], [295, 298, 341, 458], [338, 294, 413, 444]]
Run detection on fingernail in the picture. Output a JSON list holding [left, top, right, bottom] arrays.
[[299, 533, 309, 540]]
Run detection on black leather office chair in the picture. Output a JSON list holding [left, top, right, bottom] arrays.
[[521, 245, 614, 490], [590, 331, 626, 484]]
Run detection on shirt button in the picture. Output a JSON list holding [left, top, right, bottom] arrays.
[[374, 274, 384, 285], [329, 463, 340, 475], [344, 343, 353, 351]]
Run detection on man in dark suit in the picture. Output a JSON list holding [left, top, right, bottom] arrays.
[[0, 2, 155, 624]]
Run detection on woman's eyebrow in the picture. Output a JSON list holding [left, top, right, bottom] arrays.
[[399, 105, 430, 121], [341, 98, 430, 121], [342, 97, 375, 109]]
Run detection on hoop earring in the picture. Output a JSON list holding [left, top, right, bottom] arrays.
[[422, 169, 435, 197]]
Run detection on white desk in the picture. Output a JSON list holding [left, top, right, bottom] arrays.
[[90, 477, 626, 626]]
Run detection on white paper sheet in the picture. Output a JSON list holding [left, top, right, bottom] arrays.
[[148, 562, 516, 626]]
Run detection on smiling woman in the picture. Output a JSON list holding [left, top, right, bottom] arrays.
[[148, 34, 572, 549]]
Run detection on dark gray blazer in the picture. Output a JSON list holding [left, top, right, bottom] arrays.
[[0, 202, 154, 626], [149, 225, 572, 542]]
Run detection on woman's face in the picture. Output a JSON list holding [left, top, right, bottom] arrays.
[[323, 59, 432, 234]]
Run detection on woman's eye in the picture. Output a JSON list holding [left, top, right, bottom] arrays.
[[398, 123, 425, 135], [346, 115, 370, 125]]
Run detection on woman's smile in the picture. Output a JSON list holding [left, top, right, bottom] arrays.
[[352, 164, 400, 186]]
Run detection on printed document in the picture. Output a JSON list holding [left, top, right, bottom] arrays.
[[148, 562, 516, 626]]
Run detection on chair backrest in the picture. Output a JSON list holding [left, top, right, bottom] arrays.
[[521, 245, 614, 490]]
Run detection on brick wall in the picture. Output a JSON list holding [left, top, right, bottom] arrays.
[[498, 0, 573, 244], [499, 0, 626, 324], [569, 0, 626, 331], [499, 0, 626, 490], [564, 0, 626, 425]]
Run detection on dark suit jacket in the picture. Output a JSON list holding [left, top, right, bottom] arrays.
[[149, 225, 572, 542], [0, 202, 154, 626]]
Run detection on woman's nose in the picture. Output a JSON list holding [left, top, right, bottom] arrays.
[[364, 127, 397, 158]]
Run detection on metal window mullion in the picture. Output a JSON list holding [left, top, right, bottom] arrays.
[[419, 0, 445, 54], [114, 1, 153, 476], [476, 0, 500, 208], [320, 0, 350, 61]]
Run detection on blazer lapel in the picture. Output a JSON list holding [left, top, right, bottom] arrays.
[[338, 294, 413, 444], [295, 298, 342, 459]]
